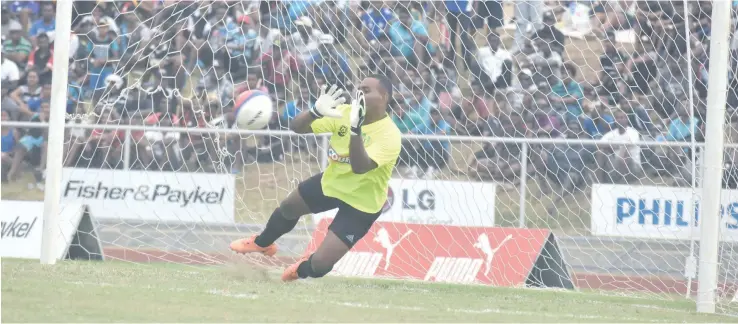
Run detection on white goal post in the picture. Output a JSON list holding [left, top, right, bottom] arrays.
[[40, 0, 74, 266], [697, 0, 731, 314]]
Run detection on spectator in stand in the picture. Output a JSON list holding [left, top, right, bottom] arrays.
[[579, 86, 614, 138], [227, 15, 259, 74], [432, 62, 461, 116], [444, 0, 476, 70], [550, 62, 585, 119], [1, 47, 21, 88], [469, 112, 528, 184], [358, 1, 394, 47], [475, 32, 513, 96], [597, 109, 643, 183], [82, 107, 125, 169], [3, 20, 32, 71], [308, 34, 352, 91], [507, 68, 536, 113], [253, 16, 281, 58], [626, 34, 658, 100], [535, 11, 565, 55], [5, 1, 38, 34], [27, 33, 53, 83], [29, 3, 56, 44], [512, 0, 544, 53], [259, 37, 300, 101], [10, 70, 41, 115], [118, 3, 154, 73], [83, 22, 120, 91], [526, 34, 563, 81], [289, 16, 323, 63], [539, 118, 594, 202], [1, 81, 20, 120], [388, 5, 433, 67], [7, 100, 49, 187], [664, 106, 700, 142], [391, 90, 421, 178], [411, 107, 450, 180], [1, 109, 18, 183], [197, 59, 234, 109], [365, 32, 394, 76], [282, 85, 313, 124], [598, 36, 628, 104], [619, 95, 656, 136]]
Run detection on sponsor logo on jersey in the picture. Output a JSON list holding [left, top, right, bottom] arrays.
[[338, 126, 348, 137], [327, 146, 351, 164]]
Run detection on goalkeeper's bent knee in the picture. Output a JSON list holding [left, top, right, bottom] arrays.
[[297, 255, 334, 278]]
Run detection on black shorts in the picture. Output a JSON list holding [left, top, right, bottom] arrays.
[[298, 173, 381, 248]]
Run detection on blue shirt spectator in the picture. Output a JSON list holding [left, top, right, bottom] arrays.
[[666, 115, 699, 141], [9, 1, 39, 16], [413, 110, 451, 152], [29, 3, 56, 38], [361, 6, 394, 40], [84, 25, 120, 89], [445, 0, 472, 13], [283, 99, 313, 122], [551, 79, 585, 117], [388, 11, 433, 58]]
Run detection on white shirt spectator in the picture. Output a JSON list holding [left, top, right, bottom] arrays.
[[476, 46, 512, 85], [256, 28, 281, 56], [1, 58, 20, 83], [289, 17, 324, 62], [601, 126, 641, 165]]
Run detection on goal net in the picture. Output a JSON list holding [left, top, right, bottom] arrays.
[[9, 0, 736, 316]]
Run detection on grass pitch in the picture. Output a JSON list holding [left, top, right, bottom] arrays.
[[2, 259, 736, 323]]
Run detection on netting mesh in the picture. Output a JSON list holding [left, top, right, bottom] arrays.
[[3, 0, 738, 315]]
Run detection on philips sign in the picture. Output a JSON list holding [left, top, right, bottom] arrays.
[[591, 184, 738, 242]]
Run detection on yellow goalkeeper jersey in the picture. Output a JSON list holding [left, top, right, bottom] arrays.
[[310, 104, 402, 214]]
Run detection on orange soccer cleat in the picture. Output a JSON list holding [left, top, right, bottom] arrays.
[[229, 235, 278, 257], [281, 257, 309, 282]]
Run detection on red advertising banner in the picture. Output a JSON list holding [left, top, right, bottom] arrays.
[[305, 219, 574, 289]]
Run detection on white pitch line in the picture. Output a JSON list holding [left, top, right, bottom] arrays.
[[314, 300, 667, 322]]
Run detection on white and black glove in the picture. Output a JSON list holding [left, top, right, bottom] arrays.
[[310, 84, 345, 119], [350, 90, 366, 135]]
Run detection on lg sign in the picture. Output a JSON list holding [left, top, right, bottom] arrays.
[[382, 187, 436, 214], [315, 179, 496, 227]]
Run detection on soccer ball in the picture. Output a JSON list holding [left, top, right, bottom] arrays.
[[233, 90, 273, 130]]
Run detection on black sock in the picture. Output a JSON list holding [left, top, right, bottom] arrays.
[[254, 208, 299, 248], [296, 256, 313, 279]]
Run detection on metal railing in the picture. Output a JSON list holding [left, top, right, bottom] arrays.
[[3, 120, 722, 227]]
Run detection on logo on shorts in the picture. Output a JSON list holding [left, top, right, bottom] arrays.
[[381, 187, 394, 214], [338, 126, 348, 137]]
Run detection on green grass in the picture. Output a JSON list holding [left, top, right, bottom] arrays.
[[2, 258, 735, 323]]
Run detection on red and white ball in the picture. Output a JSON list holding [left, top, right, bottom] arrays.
[[234, 90, 273, 130]]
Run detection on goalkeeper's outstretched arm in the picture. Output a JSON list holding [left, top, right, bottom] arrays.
[[289, 110, 320, 134]]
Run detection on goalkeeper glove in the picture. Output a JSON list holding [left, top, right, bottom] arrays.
[[310, 84, 345, 119], [350, 90, 366, 135]]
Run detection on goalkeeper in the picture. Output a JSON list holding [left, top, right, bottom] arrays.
[[230, 75, 402, 282]]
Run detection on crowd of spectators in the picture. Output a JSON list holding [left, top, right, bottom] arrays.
[[2, 0, 737, 194]]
